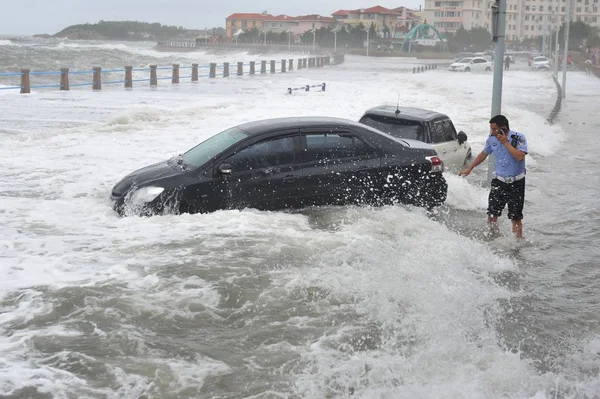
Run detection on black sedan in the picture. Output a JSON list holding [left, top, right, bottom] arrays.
[[110, 117, 448, 216]]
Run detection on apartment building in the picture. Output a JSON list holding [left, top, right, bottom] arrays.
[[516, 0, 600, 40], [426, 0, 600, 40], [423, 0, 487, 34]]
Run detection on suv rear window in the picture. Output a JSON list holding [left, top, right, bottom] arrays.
[[360, 114, 427, 142]]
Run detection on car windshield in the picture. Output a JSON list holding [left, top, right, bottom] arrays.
[[360, 114, 426, 141], [182, 127, 249, 168], [534, 57, 547, 62]]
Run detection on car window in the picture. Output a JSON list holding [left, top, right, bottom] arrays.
[[183, 127, 249, 168], [359, 114, 427, 142], [442, 120, 457, 141], [225, 136, 295, 173], [303, 133, 375, 162], [431, 121, 447, 143], [353, 136, 379, 157], [474, 58, 486, 63], [458, 58, 473, 63]]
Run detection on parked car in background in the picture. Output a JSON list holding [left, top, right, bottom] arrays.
[[531, 56, 550, 70], [358, 106, 472, 172], [449, 57, 493, 72], [111, 117, 448, 216]]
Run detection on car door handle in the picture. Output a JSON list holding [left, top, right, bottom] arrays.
[[441, 149, 447, 154], [283, 176, 296, 183], [358, 165, 368, 170], [453, 148, 458, 151]]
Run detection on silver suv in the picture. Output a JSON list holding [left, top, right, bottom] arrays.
[[359, 106, 472, 172]]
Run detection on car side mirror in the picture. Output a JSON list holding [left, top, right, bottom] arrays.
[[218, 163, 232, 175], [457, 131, 468, 145]]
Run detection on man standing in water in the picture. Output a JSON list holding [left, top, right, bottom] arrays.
[[459, 115, 528, 239], [504, 55, 511, 71]]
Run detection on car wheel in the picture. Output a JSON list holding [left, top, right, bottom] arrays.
[[465, 67, 471, 72], [485, 67, 491, 71]]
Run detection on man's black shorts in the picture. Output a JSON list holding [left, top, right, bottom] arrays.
[[487, 178, 525, 220]]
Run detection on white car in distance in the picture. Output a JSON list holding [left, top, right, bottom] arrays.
[[449, 57, 493, 72], [531, 56, 550, 70]]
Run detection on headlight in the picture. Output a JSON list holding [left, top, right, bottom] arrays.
[[129, 186, 164, 204]]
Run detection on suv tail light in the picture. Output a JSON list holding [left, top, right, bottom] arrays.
[[426, 155, 444, 173]]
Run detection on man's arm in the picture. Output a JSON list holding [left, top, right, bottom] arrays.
[[497, 134, 526, 161], [459, 151, 489, 176]]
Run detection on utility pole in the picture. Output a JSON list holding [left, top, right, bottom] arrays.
[[362, 28, 370, 56], [561, 0, 572, 98], [334, 30, 337, 53], [554, 2, 560, 76], [489, 0, 507, 182]]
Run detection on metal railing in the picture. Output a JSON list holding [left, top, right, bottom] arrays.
[[0, 54, 344, 94], [157, 41, 323, 55]]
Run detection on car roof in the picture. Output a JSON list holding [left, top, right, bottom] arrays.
[[361, 105, 448, 122], [232, 116, 429, 149], [235, 116, 371, 136]]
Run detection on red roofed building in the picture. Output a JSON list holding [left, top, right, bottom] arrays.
[[331, 5, 405, 36], [226, 12, 337, 37], [226, 12, 273, 37]]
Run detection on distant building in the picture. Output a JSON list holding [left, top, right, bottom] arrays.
[[226, 12, 336, 38], [423, 0, 485, 34], [331, 5, 421, 38], [225, 12, 272, 38], [332, 6, 402, 31], [425, 0, 600, 41]]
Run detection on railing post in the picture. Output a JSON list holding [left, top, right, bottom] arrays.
[[209, 63, 216, 78], [250, 61, 255, 75], [60, 68, 70, 91], [150, 65, 157, 86], [223, 62, 229, 77], [270, 60, 276, 74], [260, 60, 267, 74], [20, 69, 30, 94], [172, 63, 180, 84], [289, 59, 293, 71], [92, 67, 101, 90], [124, 66, 132, 88], [192, 63, 198, 81], [281, 59, 287, 73], [237, 62, 243, 76]]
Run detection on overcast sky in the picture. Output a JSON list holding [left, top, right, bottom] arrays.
[[1, 0, 425, 35]]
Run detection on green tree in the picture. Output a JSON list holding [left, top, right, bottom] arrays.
[[558, 20, 600, 47]]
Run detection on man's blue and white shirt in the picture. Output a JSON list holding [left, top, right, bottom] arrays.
[[483, 130, 528, 178]]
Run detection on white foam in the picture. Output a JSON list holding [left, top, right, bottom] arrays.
[[0, 54, 594, 397]]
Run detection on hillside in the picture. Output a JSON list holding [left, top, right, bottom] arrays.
[[53, 20, 219, 41]]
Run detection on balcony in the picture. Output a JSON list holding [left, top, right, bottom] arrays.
[[439, 16, 464, 21]]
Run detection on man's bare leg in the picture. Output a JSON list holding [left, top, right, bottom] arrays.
[[487, 215, 500, 236], [512, 220, 523, 239]]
